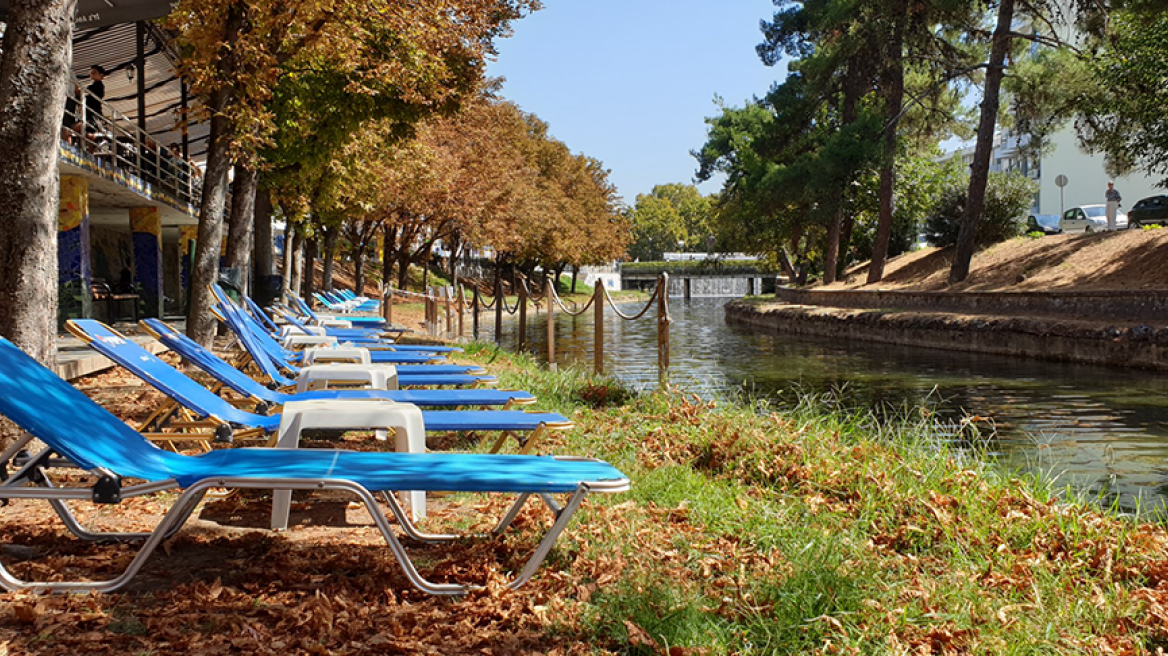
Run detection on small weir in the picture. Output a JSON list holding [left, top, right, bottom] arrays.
[[479, 296, 1168, 513]]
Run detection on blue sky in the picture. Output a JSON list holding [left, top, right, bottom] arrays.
[[486, 0, 785, 207]]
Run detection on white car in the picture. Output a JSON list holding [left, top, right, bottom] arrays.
[[1059, 204, 1128, 233]]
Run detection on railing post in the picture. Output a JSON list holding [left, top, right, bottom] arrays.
[[546, 278, 555, 368], [426, 288, 435, 337], [472, 285, 480, 340], [594, 284, 604, 376], [457, 285, 465, 338], [444, 285, 453, 337], [494, 278, 503, 345], [658, 273, 670, 385], [517, 277, 528, 353]]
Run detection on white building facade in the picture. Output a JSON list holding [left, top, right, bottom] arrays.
[[940, 127, 1162, 217]]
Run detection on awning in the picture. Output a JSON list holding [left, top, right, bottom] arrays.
[[0, 0, 176, 30]]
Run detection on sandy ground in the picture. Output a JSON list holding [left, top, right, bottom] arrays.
[[827, 229, 1168, 292]]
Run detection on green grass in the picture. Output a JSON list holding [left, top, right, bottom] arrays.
[[452, 344, 1167, 654]]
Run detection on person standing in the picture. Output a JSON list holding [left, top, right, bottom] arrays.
[[84, 66, 106, 137], [1105, 181, 1122, 231]]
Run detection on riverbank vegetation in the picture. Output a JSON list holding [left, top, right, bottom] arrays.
[[7, 346, 1168, 653], [682, 1, 1168, 289]]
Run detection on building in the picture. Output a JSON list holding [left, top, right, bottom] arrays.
[[55, 21, 210, 325], [939, 126, 1161, 218]]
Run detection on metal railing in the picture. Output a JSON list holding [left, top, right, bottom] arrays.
[[61, 86, 202, 212]]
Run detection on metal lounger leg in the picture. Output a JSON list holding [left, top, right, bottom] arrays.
[[0, 486, 209, 593], [507, 486, 589, 591], [379, 491, 459, 542]]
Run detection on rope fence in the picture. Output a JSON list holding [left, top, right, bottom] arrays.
[[378, 273, 672, 382]]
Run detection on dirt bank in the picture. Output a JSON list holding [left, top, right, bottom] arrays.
[[829, 229, 1168, 292]]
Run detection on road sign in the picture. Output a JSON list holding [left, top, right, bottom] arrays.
[[1055, 174, 1069, 188]]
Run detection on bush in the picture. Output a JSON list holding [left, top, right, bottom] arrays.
[[923, 171, 1038, 247]]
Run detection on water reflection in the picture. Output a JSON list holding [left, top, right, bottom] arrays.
[[477, 296, 1168, 513]]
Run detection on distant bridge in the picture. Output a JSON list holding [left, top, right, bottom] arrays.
[[621, 271, 778, 298]]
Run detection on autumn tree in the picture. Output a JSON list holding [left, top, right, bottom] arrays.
[[171, 0, 539, 345]]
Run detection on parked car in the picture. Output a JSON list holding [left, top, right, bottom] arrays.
[[1127, 195, 1168, 228], [1059, 204, 1128, 233], [1026, 214, 1062, 235]]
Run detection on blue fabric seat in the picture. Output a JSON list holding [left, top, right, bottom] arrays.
[[214, 288, 495, 388], [68, 320, 570, 453], [0, 336, 627, 595], [141, 318, 532, 409], [213, 286, 479, 371]]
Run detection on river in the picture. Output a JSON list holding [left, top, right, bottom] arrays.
[[474, 295, 1168, 514]]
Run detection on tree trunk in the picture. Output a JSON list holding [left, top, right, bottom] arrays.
[[838, 214, 856, 279], [823, 204, 843, 285], [571, 267, 579, 293], [867, 14, 906, 285], [252, 187, 274, 302], [353, 246, 366, 296], [185, 5, 243, 346], [322, 226, 337, 291], [303, 235, 317, 303], [777, 250, 798, 284], [281, 226, 296, 301], [950, 0, 1015, 285], [0, 0, 74, 371], [185, 87, 234, 346], [396, 254, 411, 290], [824, 79, 860, 286], [225, 164, 257, 295]]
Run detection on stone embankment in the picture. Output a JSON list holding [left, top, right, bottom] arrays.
[[726, 289, 1168, 371]]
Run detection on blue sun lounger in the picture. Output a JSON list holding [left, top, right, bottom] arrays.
[[67, 320, 572, 455], [0, 336, 628, 594], [246, 295, 428, 349], [295, 295, 387, 328], [141, 318, 533, 410], [212, 286, 474, 371], [265, 302, 455, 353], [214, 292, 495, 388]]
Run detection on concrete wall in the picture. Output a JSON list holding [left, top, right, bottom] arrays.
[[727, 301, 1168, 371], [775, 287, 1168, 322]]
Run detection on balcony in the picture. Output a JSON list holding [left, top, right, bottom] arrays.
[[60, 85, 202, 216]]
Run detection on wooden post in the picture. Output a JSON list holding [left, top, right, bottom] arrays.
[[517, 277, 528, 352], [457, 285, 465, 338], [427, 287, 437, 337], [444, 286, 453, 336], [472, 285, 480, 339], [494, 278, 503, 345], [546, 278, 555, 367], [657, 273, 670, 385], [594, 284, 604, 375], [383, 286, 393, 326]]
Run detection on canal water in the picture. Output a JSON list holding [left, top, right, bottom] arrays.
[[476, 296, 1168, 514]]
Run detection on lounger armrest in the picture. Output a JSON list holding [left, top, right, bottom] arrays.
[[295, 363, 398, 391], [281, 334, 338, 349]]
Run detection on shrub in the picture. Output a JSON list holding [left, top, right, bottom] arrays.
[[923, 171, 1038, 247]]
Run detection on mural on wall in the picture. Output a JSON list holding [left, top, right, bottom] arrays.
[[58, 176, 91, 324]]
